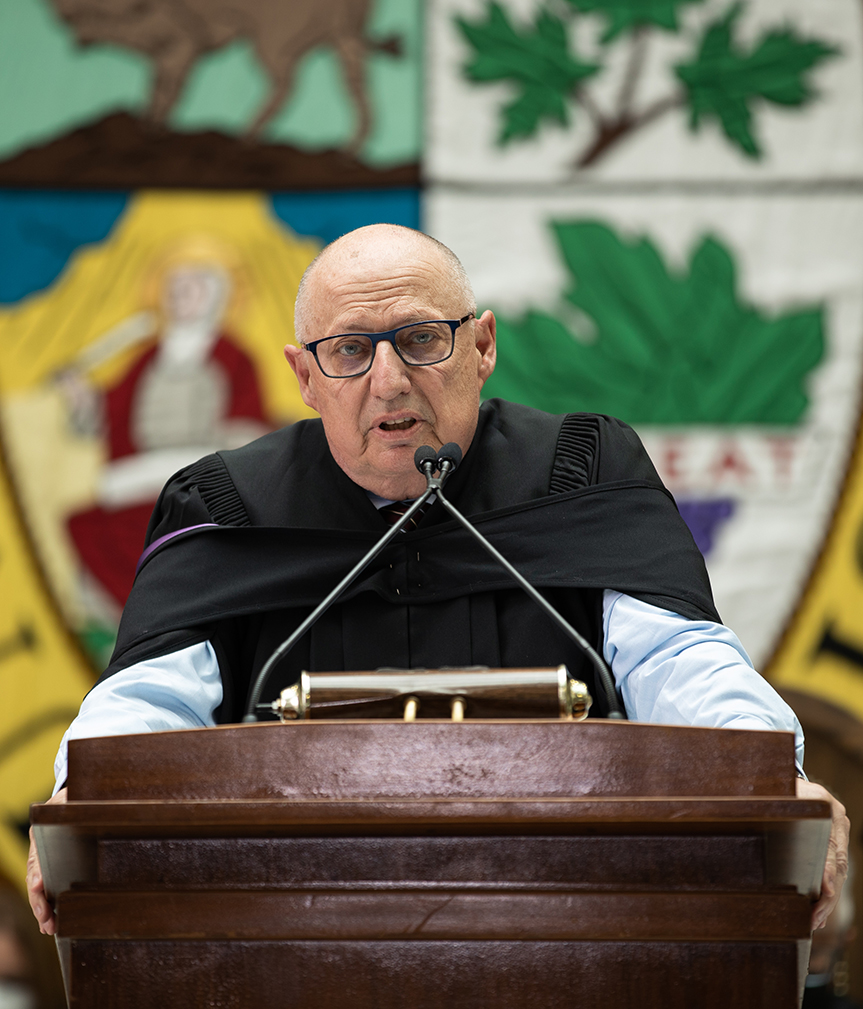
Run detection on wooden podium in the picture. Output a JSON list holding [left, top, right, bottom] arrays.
[[32, 719, 829, 1008]]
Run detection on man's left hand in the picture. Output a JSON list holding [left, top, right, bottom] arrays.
[[796, 777, 850, 931], [27, 787, 67, 935]]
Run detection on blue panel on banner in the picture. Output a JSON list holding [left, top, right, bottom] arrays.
[[0, 189, 420, 306], [0, 191, 129, 304], [270, 189, 420, 246]]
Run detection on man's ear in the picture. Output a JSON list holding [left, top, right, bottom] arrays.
[[475, 310, 497, 386], [284, 344, 319, 412]]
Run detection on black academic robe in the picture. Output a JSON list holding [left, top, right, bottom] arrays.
[[102, 399, 719, 722]]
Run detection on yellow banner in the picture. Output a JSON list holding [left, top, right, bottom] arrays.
[[0, 191, 320, 889], [0, 444, 92, 887], [768, 416, 863, 720]]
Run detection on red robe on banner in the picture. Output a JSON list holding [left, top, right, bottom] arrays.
[[68, 336, 266, 607]]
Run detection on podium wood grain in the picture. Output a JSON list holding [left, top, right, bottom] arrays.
[[32, 720, 828, 1008]]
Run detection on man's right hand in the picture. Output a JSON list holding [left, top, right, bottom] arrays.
[[796, 778, 850, 931], [27, 787, 67, 935]]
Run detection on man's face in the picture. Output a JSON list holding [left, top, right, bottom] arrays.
[[285, 239, 496, 500]]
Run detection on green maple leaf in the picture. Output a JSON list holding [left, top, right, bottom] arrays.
[[564, 0, 706, 43], [457, 3, 600, 143], [483, 221, 824, 425], [675, 3, 838, 157]]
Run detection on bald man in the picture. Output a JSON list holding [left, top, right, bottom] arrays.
[[29, 225, 848, 935]]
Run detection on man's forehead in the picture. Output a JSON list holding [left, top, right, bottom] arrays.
[[308, 253, 456, 331], [319, 234, 448, 286]]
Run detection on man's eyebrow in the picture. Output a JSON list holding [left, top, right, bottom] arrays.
[[330, 313, 443, 334]]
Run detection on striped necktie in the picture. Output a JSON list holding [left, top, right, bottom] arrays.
[[380, 499, 430, 531]]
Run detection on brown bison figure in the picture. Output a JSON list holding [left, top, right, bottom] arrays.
[[52, 0, 399, 152]]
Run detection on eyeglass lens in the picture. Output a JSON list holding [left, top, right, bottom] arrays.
[[317, 322, 454, 377]]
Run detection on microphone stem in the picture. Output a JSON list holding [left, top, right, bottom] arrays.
[[242, 488, 435, 721], [434, 484, 626, 720]]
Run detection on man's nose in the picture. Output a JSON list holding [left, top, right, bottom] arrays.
[[368, 340, 411, 398]]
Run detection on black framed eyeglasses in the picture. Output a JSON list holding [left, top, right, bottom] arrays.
[[303, 313, 475, 378]]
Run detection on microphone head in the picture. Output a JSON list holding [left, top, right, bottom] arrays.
[[414, 445, 438, 473], [437, 443, 462, 471]]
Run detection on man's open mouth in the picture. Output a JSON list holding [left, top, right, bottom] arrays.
[[379, 418, 417, 432]]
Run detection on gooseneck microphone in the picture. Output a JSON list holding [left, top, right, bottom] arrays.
[[416, 443, 626, 720], [244, 441, 625, 721]]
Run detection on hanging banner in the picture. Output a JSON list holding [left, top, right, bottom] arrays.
[[2, 0, 863, 883], [425, 0, 863, 685]]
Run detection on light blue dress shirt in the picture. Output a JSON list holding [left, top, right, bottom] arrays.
[[53, 589, 804, 792]]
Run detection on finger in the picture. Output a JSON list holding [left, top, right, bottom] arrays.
[[26, 828, 43, 898], [27, 876, 56, 935], [28, 789, 67, 933], [26, 826, 56, 935], [811, 801, 850, 930], [794, 779, 850, 930], [811, 870, 836, 930], [30, 893, 56, 936]]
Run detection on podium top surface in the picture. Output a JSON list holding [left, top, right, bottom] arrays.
[[66, 719, 797, 802]]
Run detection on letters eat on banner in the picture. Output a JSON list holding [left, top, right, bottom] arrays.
[[0, 0, 862, 887]]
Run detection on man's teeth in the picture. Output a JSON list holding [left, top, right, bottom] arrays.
[[381, 418, 416, 431]]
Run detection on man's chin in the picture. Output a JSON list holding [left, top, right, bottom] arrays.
[[341, 438, 439, 500], [365, 455, 430, 501]]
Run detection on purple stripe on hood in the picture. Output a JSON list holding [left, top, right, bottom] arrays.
[[135, 523, 219, 575]]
